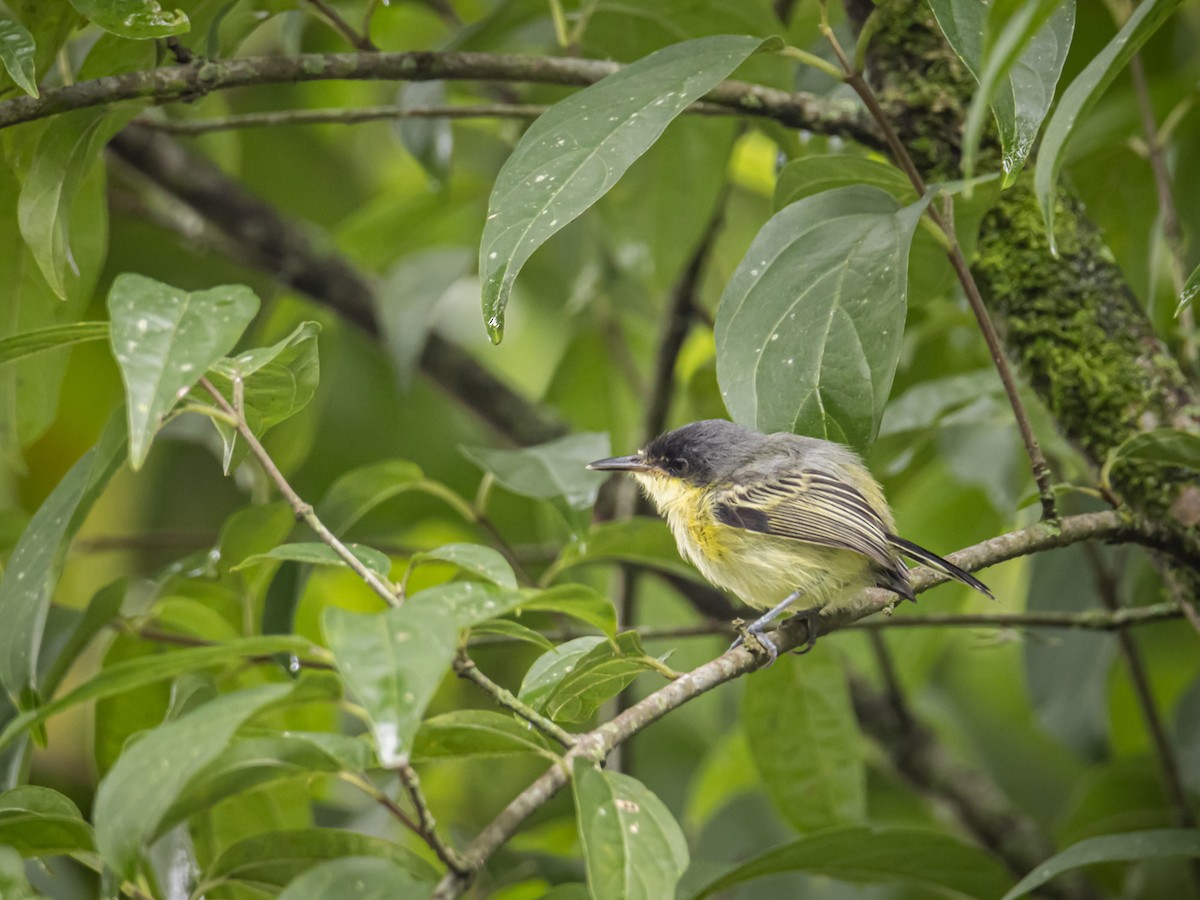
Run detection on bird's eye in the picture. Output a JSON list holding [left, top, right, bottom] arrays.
[[666, 457, 689, 476]]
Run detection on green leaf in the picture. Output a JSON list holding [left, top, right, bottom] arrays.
[[67, 0, 189, 38], [692, 825, 1014, 899], [237, 543, 394, 581], [468, 618, 556, 652], [1034, 0, 1183, 251], [277, 856, 434, 899], [521, 633, 660, 723], [878, 370, 1002, 436], [931, 0, 1074, 185], [1002, 830, 1200, 900], [546, 518, 697, 583], [1177, 261, 1200, 315], [413, 709, 554, 760], [408, 581, 527, 628], [1101, 428, 1200, 488], [461, 432, 611, 511], [0, 13, 38, 97], [0, 411, 125, 705], [517, 584, 618, 637], [742, 652, 865, 832], [207, 828, 438, 890], [573, 760, 689, 900], [94, 682, 297, 880], [715, 186, 930, 452], [377, 247, 473, 388], [0, 635, 320, 752], [41, 578, 128, 698], [324, 604, 458, 766], [774, 155, 912, 210], [201, 320, 320, 473], [316, 459, 428, 533], [0, 786, 94, 857], [407, 542, 517, 590], [0, 322, 109, 366], [479, 34, 776, 342], [18, 107, 139, 300], [108, 274, 259, 470]]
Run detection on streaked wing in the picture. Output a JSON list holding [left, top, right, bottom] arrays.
[[712, 470, 893, 568]]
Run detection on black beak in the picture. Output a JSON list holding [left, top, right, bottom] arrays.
[[587, 454, 655, 473]]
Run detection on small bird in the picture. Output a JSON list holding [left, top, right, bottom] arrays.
[[589, 419, 991, 663]]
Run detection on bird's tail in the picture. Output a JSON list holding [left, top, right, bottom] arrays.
[[887, 534, 994, 599]]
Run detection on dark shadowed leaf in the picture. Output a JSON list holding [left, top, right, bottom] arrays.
[[1034, 0, 1184, 250], [277, 856, 434, 899], [108, 274, 259, 470], [692, 825, 1013, 898], [743, 651, 865, 832], [236, 543, 394, 581], [1002, 830, 1200, 899], [479, 35, 776, 342], [774, 155, 911, 210], [324, 604, 457, 766], [0, 13, 38, 97], [0, 411, 125, 705], [545, 517, 697, 583], [208, 828, 438, 890], [67, 0, 189, 38], [413, 710, 555, 760], [0, 785, 94, 857], [716, 186, 929, 452], [406, 543, 517, 590], [462, 432, 611, 510], [573, 760, 689, 900], [94, 682, 297, 880]]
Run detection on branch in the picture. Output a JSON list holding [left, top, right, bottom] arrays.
[[0, 51, 876, 143], [431, 508, 1168, 897], [135, 103, 549, 134], [453, 651, 577, 749], [199, 377, 401, 604], [396, 763, 469, 875]]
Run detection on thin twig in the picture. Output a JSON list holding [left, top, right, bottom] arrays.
[[198, 377, 401, 605], [1129, 53, 1197, 373], [397, 763, 469, 874], [306, 0, 378, 51], [453, 650, 577, 749], [821, 25, 1058, 522], [1083, 545, 1200, 891], [134, 104, 549, 135]]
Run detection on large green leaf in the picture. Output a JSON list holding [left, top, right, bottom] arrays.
[[276, 856, 434, 899], [237, 542, 394, 581], [108, 274, 259, 470], [413, 709, 554, 761], [207, 828, 438, 891], [516, 584, 618, 637], [0, 13, 38, 97], [1002, 830, 1200, 899], [742, 651, 865, 832], [0, 635, 320, 752], [692, 825, 1013, 898], [94, 682, 297, 880], [1034, 0, 1184, 251], [715, 186, 929, 452], [545, 517, 697, 584], [0, 412, 125, 706], [520, 633, 659, 723], [573, 760, 689, 900], [406, 542, 517, 590], [324, 604, 458, 766], [461, 432, 611, 511], [67, 0, 189, 38], [407, 581, 527, 628], [316, 458, 429, 533], [930, 0, 1074, 185], [0, 786, 94, 857], [0, 322, 108, 365], [774, 155, 911, 211], [479, 34, 776, 342], [18, 107, 138, 300]]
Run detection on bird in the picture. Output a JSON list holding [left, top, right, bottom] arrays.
[[588, 419, 992, 663]]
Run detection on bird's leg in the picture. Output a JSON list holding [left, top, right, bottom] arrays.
[[729, 589, 806, 666]]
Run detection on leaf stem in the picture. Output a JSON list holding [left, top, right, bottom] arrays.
[[453, 650, 577, 749], [198, 377, 402, 605], [820, 24, 1059, 522], [397, 763, 470, 875], [305, 0, 377, 51]]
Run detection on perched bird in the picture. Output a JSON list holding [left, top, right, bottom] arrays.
[[589, 419, 991, 663]]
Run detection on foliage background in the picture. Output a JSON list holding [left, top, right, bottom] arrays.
[[0, 0, 1198, 897]]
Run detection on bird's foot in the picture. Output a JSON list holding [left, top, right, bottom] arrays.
[[730, 619, 780, 667]]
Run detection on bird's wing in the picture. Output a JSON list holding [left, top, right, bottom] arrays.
[[711, 469, 894, 569]]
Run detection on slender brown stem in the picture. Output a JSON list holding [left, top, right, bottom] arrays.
[[823, 28, 1058, 521], [397, 763, 469, 874], [344, 771, 470, 870], [453, 650, 577, 748], [199, 378, 401, 605], [306, 0, 378, 51]]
